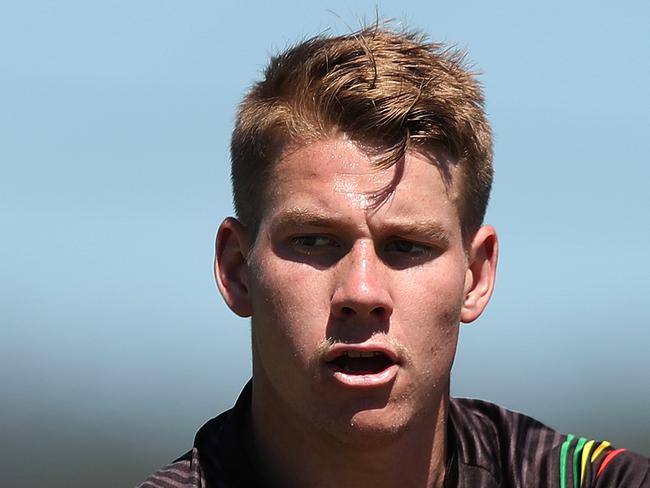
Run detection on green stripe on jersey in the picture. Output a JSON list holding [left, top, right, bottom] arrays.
[[560, 434, 575, 488], [573, 437, 587, 488]]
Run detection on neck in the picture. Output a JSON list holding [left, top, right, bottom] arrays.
[[251, 374, 449, 488]]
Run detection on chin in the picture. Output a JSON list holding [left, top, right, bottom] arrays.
[[317, 399, 415, 446]]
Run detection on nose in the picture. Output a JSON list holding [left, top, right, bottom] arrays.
[[330, 241, 393, 320]]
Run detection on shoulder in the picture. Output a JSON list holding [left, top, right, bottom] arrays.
[[137, 448, 203, 488], [137, 383, 260, 488], [449, 397, 650, 488]]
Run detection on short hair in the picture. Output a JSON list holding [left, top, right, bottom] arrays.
[[230, 25, 493, 240]]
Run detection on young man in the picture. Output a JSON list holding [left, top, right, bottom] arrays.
[[140, 27, 649, 487]]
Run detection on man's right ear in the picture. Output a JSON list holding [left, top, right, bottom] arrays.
[[214, 217, 253, 317]]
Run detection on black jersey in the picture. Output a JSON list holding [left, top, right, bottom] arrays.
[[138, 382, 649, 487]]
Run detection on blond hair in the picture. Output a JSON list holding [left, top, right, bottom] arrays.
[[231, 26, 493, 240]]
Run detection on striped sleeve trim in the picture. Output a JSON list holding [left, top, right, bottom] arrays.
[[573, 437, 587, 488], [559, 436, 627, 487], [591, 441, 610, 462], [560, 434, 574, 488], [595, 448, 627, 479], [580, 439, 595, 486]]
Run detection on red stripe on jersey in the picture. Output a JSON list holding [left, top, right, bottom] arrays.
[[595, 448, 627, 479]]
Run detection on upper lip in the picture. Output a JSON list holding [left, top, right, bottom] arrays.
[[323, 343, 400, 365]]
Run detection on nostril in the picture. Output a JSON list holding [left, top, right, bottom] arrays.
[[341, 306, 355, 316], [336, 305, 390, 318], [371, 307, 386, 317]]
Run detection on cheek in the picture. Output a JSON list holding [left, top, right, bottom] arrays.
[[400, 261, 466, 318], [397, 266, 465, 359], [401, 298, 460, 356], [399, 296, 460, 386], [250, 258, 329, 362]]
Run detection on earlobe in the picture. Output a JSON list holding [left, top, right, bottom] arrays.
[[214, 217, 253, 317], [460, 225, 498, 324]]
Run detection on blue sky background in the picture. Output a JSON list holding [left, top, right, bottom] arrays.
[[1, 1, 649, 486]]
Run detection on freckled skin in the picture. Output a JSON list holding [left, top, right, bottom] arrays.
[[247, 137, 469, 441]]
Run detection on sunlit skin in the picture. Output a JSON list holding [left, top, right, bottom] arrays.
[[215, 137, 498, 488]]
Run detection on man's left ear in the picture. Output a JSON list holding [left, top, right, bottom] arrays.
[[461, 225, 498, 323]]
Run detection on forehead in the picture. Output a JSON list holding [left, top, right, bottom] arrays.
[[266, 138, 461, 215]]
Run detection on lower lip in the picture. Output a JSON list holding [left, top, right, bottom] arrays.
[[328, 363, 399, 388]]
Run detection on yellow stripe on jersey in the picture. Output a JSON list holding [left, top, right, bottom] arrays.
[[591, 441, 611, 463], [580, 439, 595, 486]]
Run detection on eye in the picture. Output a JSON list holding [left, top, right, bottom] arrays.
[[290, 235, 339, 251], [384, 239, 432, 255], [381, 239, 441, 267]]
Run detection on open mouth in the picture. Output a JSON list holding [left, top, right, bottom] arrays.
[[328, 351, 395, 375]]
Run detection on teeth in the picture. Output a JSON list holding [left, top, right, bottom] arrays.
[[343, 351, 382, 358]]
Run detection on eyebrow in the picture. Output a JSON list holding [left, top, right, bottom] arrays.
[[380, 220, 450, 247], [271, 208, 343, 232], [271, 208, 450, 246]]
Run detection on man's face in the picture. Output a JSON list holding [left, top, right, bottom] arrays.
[[237, 137, 483, 441]]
